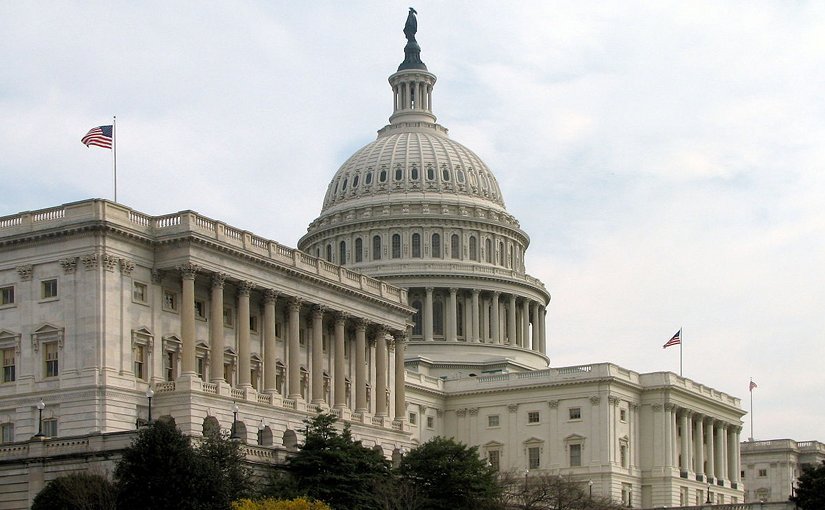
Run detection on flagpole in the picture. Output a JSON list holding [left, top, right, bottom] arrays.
[[113, 116, 117, 203], [750, 377, 754, 441], [679, 326, 683, 376]]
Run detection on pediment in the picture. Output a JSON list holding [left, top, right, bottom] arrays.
[[33, 323, 62, 335], [0, 329, 20, 340], [484, 440, 504, 448], [564, 433, 586, 442], [523, 436, 544, 445], [132, 326, 153, 337]]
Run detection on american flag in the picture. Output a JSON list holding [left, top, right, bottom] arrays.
[[749, 380, 758, 391], [662, 329, 681, 348], [81, 125, 113, 149]]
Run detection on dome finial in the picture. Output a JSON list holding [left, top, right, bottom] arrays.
[[399, 7, 427, 71]]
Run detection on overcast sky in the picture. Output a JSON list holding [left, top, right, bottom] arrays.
[[2, 1, 824, 442]]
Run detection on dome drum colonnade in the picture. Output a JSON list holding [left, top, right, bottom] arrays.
[[167, 262, 407, 422]]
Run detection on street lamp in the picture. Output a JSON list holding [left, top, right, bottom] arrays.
[[257, 419, 265, 445], [706, 484, 712, 504], [33, 399, 45, 438], [145, 387, 154, 423], [589, 479, 593, 499], [230, 402, 241, 441]]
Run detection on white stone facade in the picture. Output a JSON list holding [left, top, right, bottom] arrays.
[[740, 438, 825, 504]]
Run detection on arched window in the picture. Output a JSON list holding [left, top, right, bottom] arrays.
[[442, 166, 451, 182], [456, 301, 464, 338], [379, 167, 388, 183], [411, 166, 419, 181], [498, 241, 505, 266], [431, 233, 441, 258], [339, 240, 346, 264], [485, 238, 492, 263], [352, 174, 360, 188], [341, 177, 348, 191], [469, 236, 477, 261], [508, 245, 513, 268], [365, 171, 373, 185], [433, 297, 444, 336], [412, 233, 421, 258], [456, 168, 466, 184], [326, 244, 333, 262], [355, 238, 363, 263], [392, 234, 401, 259], [451, 234, 460, 260], [372, 235, 382, 260], [394, 166, 403, 181], [411, 300, 423, 336], [426, 164, 435, 181]]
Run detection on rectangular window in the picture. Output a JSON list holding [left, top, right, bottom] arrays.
[[197, 357, 206, 379], [409, 412, 417, 425], [249, 316, 258, 333], [2, 348, 15, 383], [165, 352, 176, 381], [569, 444, 582, 467], [1, 422, 14, 443], [0, 286, 14, 306], [44, 343, 59, 377], [620, 444, 628, 467], [569, 407, 582, 420], [41, 279, 58, 299], [488, 450, 500, 471], [758, 468, 767, 477], [194, 300, 206, 319], [527, 411, 540, 424], [41, 418, 57, 437], [427, 416, 434, 428], [134, 345, 145, 380], [163, 290, 178, 312], [488, 415, 500, 427], [620, 408, 627, 422], [528, 447, 541, 469], [132, 282, 148, 303]]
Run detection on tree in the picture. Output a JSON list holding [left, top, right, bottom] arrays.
[[31, 472, 117, 510], [198, 428, 254, 505], [794, 460, 825, 510], [284, 413, 391, 510], [397, 436, 501, 510], [497, 471, 623, 510]]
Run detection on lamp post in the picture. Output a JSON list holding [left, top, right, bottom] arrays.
[[589, 479, 593, 499], [33, 399, 45, 438], [257, 419, 265, 445], [230, 402, 241, 441], [706, 484, 712, 504], [145, 387, 154, 423]]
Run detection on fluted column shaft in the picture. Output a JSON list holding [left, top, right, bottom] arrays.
[[539, 306, 547, 353], [447, 288, 457, 341], [237, 282, 253, 387], [209, 273, 226, 382], [263, 290, 278, 392], [375, 329, 387, 416], [531, 301, 540, 351], [695, 416, 705, 476], [706, 419, 716, 479], [664, 404, 673, 467], [491, 292, 500, 343], [471, 289, 480, 342], [394, 332, 406, 421], [481, 295, 489, 342], [355, 320, 368, 413], [179, 265, 198, 376], [718, 423, 728, 481], [424, 288, 434, 342], [334, 315, 347, 409], [287, 299, 302, 399], [680, 411, 691, 472], [521, 299, 530, 348], [507, 294, 517, 346], [310, 306, 325, 404]]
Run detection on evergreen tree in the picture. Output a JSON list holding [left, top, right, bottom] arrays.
[[794, 460, 825, 510]]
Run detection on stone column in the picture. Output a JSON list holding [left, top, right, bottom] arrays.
[[705, 418, 716, 480], [490, 292, 500, 344], [178, 263, 198, 377], [209, 273, 226, 382], [310, 305, 325, 404], [263, 289, 278, 392], [680, 410, 691, 472], [539, 305, 547, 353], [731, 427, 741, 483], [447, 288, 458, 341], [664, 404, 673, 467], [718, 423, 728, 481], [355, 319, 368, 413], [530, 301, 540, 351], [521, 299, 530, 348], [237, 281, 253, 388], [424, 287, 434, 342], [695, 415, 705, 478], [394, 331, 406, 421], [481, 295, 489, 342], [287, 298, 302, 400], [334, 313, 347, 409], [375, 327, 388, 416], [507, 294, 517, 346], [471, 289, 480, 342]]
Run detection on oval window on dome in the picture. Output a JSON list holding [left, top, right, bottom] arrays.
[[468, 169, 477, 187], [442, 166, 451, 182], [394, 166, 403, 182], [411, 166, 419, 181], [341, 177, 348, 191], [365, 171, 373, 185], [379, 167, 388, 183], [352, 174, 360, 188], [456, 168, 465, 184], [426, 165, 435, 181]]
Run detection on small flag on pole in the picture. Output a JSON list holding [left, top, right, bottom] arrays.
[[81, 125, 113, 149], [749, 380, 757, 391], [662, 329, 681, 348]]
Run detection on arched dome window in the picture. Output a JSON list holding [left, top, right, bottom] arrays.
[[411, 165, 419, 181], [508, 245, 513, 268], [442, 165, 451, 182], [485, 238, 492, 263], [355, 238, 363, 263], [412, 233, 421, 258], [498, 241, 504, 266], [431, 233, 441, 258], [365, 171, 373, 185], [468, 169, 477, 187], [426, 164, 435, 181], [433, 296, 444, 337], [379, 167, 388, 183], [339, 240, 346, 264], [411, 299, 423, 336], [456, 168, 466, 184], [326, 244, 333, 262], [373, 235, 382, 260], [456, 300, 464, 338], [394, 165, 403, 182], [392, 234, 401, 258], [469, 236, 477, 261], [341, 177, 348, 191], [451, 234, 460, 260], [353, 174, 360, 188]]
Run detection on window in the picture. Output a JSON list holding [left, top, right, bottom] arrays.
[[409, 412, 417, 425], [488, 415, 500, 427], [365, 171, 373, 185], [569, 407, 582, 420], [456, 168, 465, 184], [498, 241, 504, 265], [372, 235, 382, 260], [527, 411, 540, 424], [450, 234, 460, 259], [394, 166, 403, 181], [223, 307, 234, 327], [41, 279, 58, 299], [620, 443, 628, 467], [163, 290, 178, 312], [427, 416, 434, 428], [528, 447, 541, 469], [392, 234, 401, 258], [620, 408, 627, 422], [0, 286, 13, 306], [758, 468, 767, 477], [0, 422, 13, 444], [433, 298, 444, 336], [485, 239, 492, 263], [622, 483, 633, 507], [469, 236, 477, 261], [326, 244, 333, 262], [41, 418, 57, 437], [339, 241, 346, 264], [250, 316, 258, 333], [134, 344, 146, 380], [352, 174, 359, 188], [379, 168, 387, 183], [412, 233, 421, 258], [194, 300, 206, 319], [426, 164, 435, 181], [488, 449, 500, 471], [164, 351, 177, 381], [2, 348, 15, 383], [442, 166, 450, 181], [569, 443, 582, 467], [355, 238, 363, 263], [411, 300, 422, 336], [431, 233, 441, 258], [411, 166, 419, 181], [44, 342, 59, 377], [132, 282, 148, 303]]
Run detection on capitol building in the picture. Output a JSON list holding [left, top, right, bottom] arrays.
[[0, 13, 747, 509]]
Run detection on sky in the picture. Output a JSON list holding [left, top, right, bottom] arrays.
[[1, 1, 824, 442]]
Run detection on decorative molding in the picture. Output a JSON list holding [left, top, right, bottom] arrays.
[[508, 403, 519, 413], [456, 408, 467, 417], [211, 272, 226, 288], [264, 288, 279, 303], [468, 407, 479, 416], [119, 258, 135, 276], [101, 253, 119, 272], [151, 269, 163, 284], [16, 264, 33, 280], [547, 400, 559, 408], [31, 324, 64, 352], [590, 396, 601, 405], [177, 262, 199, 280], [81, 254, 98, 271], [59, 257, 78, 274], [237, 280, 255, 296]]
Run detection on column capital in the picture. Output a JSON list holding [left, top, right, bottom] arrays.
[[608, 395, 620, 406], [264, 288, 279, 303], [288, 297, 302, 311], [548, 400, 559, 408], [151, 269, 163, 284], [590, 396, 601, 405], [448, 287, 458, 295], [311, 304, 326, 318], [335, 311, 349, 325], [177, 262, 199, 280], [237, 280, 255, 296], [704, 416, 716, 425], [492, 290, 501, 298], [354, 317, 368, 331], [664, 402, 676, 411], [425, 287, 434, 294], [211, 272, 227, 288], [471, 288, 480, 296]]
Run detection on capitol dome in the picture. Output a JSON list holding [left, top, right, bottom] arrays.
[[299, 11, 550, 372]]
